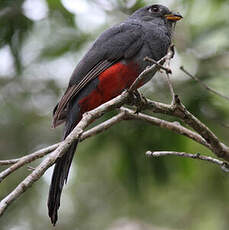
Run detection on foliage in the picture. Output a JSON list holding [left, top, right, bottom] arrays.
[[0, 0, 228, 229]]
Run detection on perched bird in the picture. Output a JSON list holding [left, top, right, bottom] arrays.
[[48, 4, 182, 225]]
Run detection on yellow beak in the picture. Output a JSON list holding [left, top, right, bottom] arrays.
[[165, 13, 183, 21]]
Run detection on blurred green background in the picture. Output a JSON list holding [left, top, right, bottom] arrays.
[[0, 0, 229, 229]]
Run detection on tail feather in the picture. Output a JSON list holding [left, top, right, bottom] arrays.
[[47, 137, 78, 225]]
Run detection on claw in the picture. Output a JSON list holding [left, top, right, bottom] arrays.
[[133, 90, 146, 113]]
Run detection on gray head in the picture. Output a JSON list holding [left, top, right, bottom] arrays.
[[129, 4, 182, 26]]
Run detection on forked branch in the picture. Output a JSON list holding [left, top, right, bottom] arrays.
[[0, 46, 228, 219]]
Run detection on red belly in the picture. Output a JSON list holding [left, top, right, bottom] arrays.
[[78, 61, 139, 113]]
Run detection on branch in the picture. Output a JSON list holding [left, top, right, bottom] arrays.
[[144, 57, 171, 74], [0, 144, 59, 181], [146, 151, 229, 172], [120, 107, 211, 149], [144, 45, 175, 104], [0, 52, 176, 215], [141, 97, 229, 161], [80, 112, 126, 141], [0, 50, 172, 211], [0, 112, 127, 182], [163, 45, 176, 104], [1, 48, 229, 220], [0, 106, 214, 183], [0, 88, 131, 215], [131, 47, 229, 161], [0, 159, 20, 166]]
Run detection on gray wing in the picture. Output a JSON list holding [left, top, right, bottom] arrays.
[[53, 22, 144, 127]]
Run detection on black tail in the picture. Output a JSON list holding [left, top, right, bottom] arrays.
[[47, 127, 78, 225]]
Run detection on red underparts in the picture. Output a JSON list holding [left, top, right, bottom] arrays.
[[78, 61, 139, 113]]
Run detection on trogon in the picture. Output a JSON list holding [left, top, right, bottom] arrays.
[[48, 4, 182, 225]]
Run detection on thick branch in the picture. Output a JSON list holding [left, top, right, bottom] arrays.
[[0, 106, 214, 183], [120, 107, 211, 149], [80, 112, 126, 141], [0, 90, 130, 216], [141, 97, 229, 161], [1, 48, 229, 219], [0, 53, 170, 214]]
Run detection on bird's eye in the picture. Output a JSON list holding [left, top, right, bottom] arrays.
[[149, 6, 159, 13]]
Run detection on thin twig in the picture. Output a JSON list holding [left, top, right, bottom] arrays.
[[129, 51, 171, 92], [0, 159, 19, 166], [164, 45, 175, 104], [146, 151, 229, 172], [164, 73, 176, 105], [146, 45, 176, 105], [0, 144, 60, 166], [180, 66, 229, 101], [0, 143, 59, 182], [27, 166, 36, 171], [144, 57, 172, 74]]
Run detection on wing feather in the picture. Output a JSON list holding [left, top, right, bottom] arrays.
[[53, 59, 117, 127], [53, 22, 144, 128]]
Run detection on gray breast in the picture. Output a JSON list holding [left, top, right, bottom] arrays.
[[133, 22, 171, 71]]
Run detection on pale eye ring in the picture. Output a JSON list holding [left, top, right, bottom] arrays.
[[149, 6, 159, 13]]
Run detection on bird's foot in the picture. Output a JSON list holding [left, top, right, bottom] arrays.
[[133, 90, 147, 114]]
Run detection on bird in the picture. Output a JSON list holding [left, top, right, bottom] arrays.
[[48, 4, 182, 225]]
